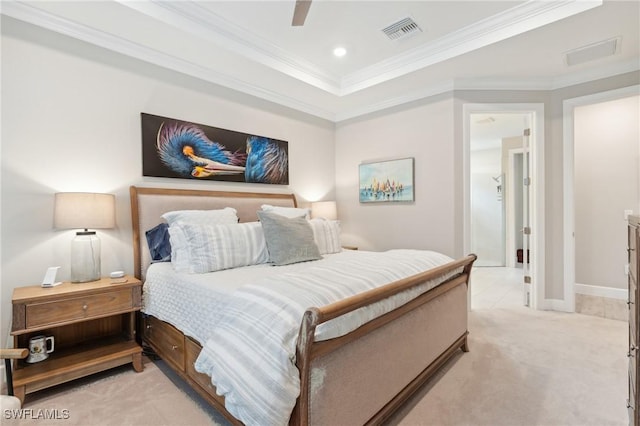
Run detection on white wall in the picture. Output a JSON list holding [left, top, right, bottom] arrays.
[[574, 95, 640, 289], [0, 18, 335, 344], [470, 148, 503, 266], [335, 95, 456, 255]]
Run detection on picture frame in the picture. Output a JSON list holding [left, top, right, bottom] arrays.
[[141, 113, 289, 185], [359, 157, 415, 203]]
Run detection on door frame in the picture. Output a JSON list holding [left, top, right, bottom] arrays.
[[562, 85, 639, 313], [463, 103, 545, 310]]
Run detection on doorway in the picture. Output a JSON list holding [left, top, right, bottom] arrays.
[[463, 103, 545, 310], [562, 86, 640, 313]]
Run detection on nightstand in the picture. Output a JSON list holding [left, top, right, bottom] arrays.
[[10, 276, 143, 403]]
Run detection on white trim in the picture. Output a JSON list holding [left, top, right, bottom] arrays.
[[0, 0, 338, 122], [463, 103, 545, 310], [575, 283, 629, 300], [2, 0, 631, 124], [562, 84, 640, 313], [116, 0, 602, 96]]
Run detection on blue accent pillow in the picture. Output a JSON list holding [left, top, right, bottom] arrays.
[[146, 223, 171, 263]]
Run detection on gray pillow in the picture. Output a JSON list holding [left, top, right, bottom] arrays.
[[257, 210, 321, 266]]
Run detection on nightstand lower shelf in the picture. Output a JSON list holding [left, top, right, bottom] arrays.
[[13, 337, 142, 402]]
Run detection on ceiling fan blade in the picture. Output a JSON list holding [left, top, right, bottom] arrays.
[[292, 0, 312, 26]]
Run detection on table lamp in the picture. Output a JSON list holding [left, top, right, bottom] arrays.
[[311, 201, 337, 220], [54, 192, 115, 282]]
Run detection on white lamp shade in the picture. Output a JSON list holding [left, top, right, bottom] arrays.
[[54, 192, 115, 230], [311, 201, 337, 220]]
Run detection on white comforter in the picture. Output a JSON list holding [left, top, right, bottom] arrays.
[[184, 249, 458, 426]]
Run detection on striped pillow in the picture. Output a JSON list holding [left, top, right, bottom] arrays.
[[308, 218, 342, 254], [170, 222, 269, 273]]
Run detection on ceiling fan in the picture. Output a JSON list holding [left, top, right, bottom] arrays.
[[292, 0, 312, 26]]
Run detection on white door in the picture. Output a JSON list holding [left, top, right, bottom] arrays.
[[522, 128, 532, 306]]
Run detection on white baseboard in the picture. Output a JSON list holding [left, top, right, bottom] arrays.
[[545, 298, 573, 312], [575, 283, 628, 300]]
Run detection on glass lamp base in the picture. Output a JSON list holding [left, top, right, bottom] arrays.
[[70, 232, 101, 283]]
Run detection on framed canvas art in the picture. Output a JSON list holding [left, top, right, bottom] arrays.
[[141, 113, 289, 185], [359, 157, 414, 203]]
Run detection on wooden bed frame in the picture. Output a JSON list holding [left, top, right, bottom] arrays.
[[130, 185, 476, 425]]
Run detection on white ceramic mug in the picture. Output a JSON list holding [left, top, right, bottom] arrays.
[[26, 335, 55, 363]]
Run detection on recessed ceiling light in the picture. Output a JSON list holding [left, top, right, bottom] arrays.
[[333, 47, 347, 57]]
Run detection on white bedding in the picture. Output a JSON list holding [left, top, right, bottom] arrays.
[[144, 249, 459, 426]]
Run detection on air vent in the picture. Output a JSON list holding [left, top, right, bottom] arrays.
[[565, 37, 620, 66], [382, 17, 422, 41]]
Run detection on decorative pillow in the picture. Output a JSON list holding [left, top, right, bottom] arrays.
[[162, 207, 238, 226], [257, 210, 321, 266], [308, 218, 341, 255], [145, 223, 171, 262], [261, 204, 310, 219], [162, 208, 239, 270], [170, 222, 269, 273]]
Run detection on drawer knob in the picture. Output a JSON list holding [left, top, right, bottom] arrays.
[[171, 345, 178, 351], [146, 324, 152, 329], [82, 304, 88, 311]]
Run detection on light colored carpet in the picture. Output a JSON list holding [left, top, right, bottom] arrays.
[[14, 306, 627, 426]]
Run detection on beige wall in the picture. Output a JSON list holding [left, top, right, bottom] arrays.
[[574, 95, 640, 289], [335, 94, 456, 255], [0, 18, 335, 344], [2, 15, 639, 348]]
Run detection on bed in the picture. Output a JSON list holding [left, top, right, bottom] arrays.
[[130, 185, 476, 425]]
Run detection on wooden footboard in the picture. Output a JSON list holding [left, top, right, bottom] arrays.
[[293, 254, 475, 425]]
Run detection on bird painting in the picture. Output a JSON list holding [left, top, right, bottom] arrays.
[[245, 136, 289, 184], [156, 122, 246, 178], [142, 113, 289, 185]]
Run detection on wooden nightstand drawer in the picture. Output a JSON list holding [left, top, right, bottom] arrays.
[[144, 316, 185, 372], [26, 289, 134, 329]]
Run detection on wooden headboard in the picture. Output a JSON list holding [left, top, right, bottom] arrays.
[[129, 186, 297, 280]]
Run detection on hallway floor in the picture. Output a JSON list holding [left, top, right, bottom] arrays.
[[470, 266, 524, 310]]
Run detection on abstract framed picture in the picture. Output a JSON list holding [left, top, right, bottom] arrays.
[[359, 157, 415, 203], [141, 113, 289, 185]]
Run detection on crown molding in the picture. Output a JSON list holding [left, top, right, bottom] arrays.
[[1, 0, 337, 121], [115, 0, 603, 96], [115, 0, 342, 95], [1, 0, 635, 124], [340, 0, 603, 94]]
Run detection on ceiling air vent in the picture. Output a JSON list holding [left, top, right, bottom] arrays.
[[382, 17, 422, 41]]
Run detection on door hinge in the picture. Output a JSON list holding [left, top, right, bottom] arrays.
[[524, 177, 531, 186], [524, 128, 531, 137], [523, 227, 531, 235], [524, 275, 532, 284]]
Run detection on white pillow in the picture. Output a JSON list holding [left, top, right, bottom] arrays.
[[308, 218, 341, 255], [170, 222, 269, 273], [261, 204, 310, 219], [162, 207, 238, 226], [163, 208, 238, 269]]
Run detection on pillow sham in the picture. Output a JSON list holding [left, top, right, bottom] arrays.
[[260, 204, 310, 219], [170, 221, 269, 274], [145, 223, 171, 263], [257, 210, 321, 266], [162, 207, 238, 226], [308, 218, 341, 255]]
